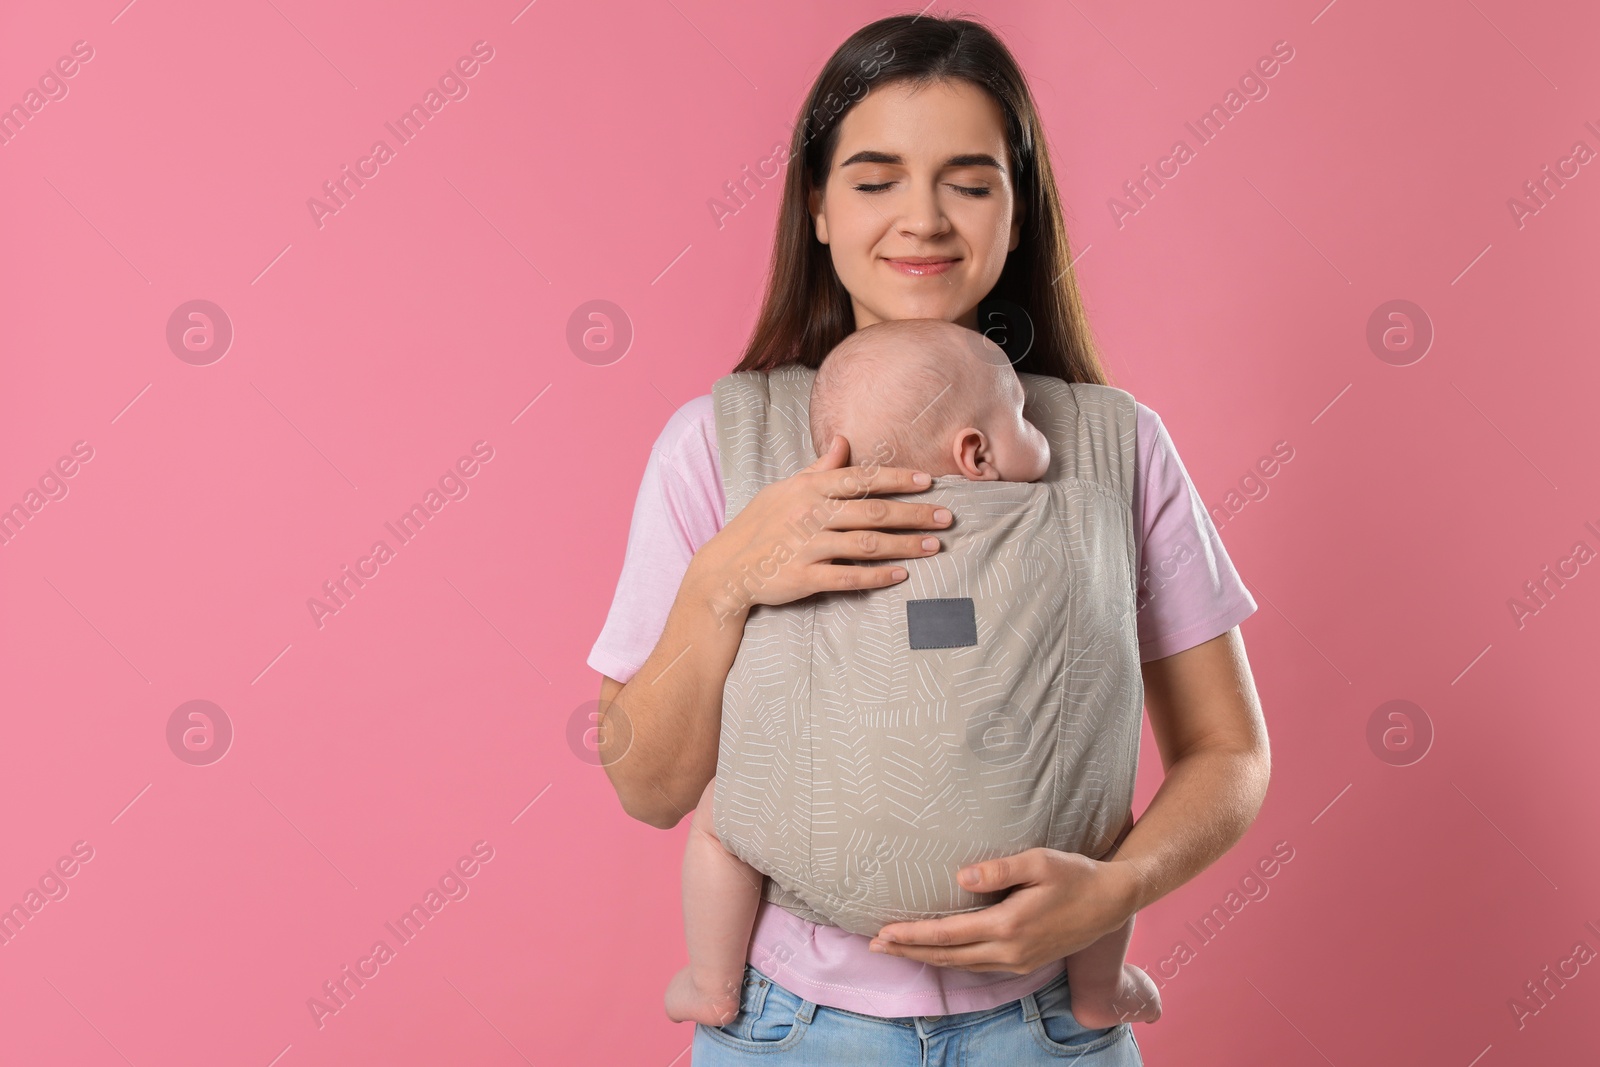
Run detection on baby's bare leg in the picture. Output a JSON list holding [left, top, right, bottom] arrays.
[[1062, 912, 1162, 1027], [1062, 816, 1161, 1028], [664, 778, 767, 1026]]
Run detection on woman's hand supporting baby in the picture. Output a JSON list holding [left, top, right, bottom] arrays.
[[869, 847, 1142, 974], [598, 433, 951, 829], [869, 629, 1271, 976], [694, 433, 953, 616]]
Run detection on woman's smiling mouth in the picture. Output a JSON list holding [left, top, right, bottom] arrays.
[[883, 256, 960, 276]]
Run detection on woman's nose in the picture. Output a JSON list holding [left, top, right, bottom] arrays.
[[897, 182, 949, 240]]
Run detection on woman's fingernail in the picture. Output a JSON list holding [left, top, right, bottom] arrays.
[[960, 868, 980, 886], [870, 941, 886, 952], [913, 472, 931, 486], [891, 567, 907, 581], [934, 508, 952, 524], [921, 537, 938, 551]]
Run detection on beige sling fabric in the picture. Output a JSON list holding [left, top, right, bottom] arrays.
[[710, 363, 1143, 938]]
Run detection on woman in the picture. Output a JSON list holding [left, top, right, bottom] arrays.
[[587, 14, 1269, 1064]]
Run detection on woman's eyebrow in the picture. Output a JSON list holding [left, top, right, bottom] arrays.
[[837, 150, 1005, 171]]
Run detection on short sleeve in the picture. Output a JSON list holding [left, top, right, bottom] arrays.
[[1132, 403, 1257, 661], [587, 396, 725, 684]]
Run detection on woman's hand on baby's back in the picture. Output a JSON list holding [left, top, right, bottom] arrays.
[[868, 847, 1141, 974], [691, 433, 952, 614]]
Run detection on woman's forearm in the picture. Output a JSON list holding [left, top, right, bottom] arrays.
[[1104, 629, 1272, 915], [599, 558, 748, 829], [1109, 741, 1270, 914]]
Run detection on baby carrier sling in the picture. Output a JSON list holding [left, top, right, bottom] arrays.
[[710, 363, 1144, 938]]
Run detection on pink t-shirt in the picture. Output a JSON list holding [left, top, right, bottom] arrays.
[[588, 391, 1256, 1018]]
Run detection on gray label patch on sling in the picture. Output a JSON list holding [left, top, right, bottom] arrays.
[[906, 597, 978, 649]]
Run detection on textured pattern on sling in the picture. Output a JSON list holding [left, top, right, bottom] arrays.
[[710, 363, 1142, 937]]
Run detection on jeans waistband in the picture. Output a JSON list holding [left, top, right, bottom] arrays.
[[752, 963, 1070, 1036]]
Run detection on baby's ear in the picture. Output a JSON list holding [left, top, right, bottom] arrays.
[[952, 428, 996, 480]]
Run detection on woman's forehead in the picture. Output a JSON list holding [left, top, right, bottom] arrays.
[[832, 80, 1009, 164]]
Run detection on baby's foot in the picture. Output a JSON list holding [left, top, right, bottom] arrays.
[[1069, 963, 1163, 1029], [664, 965, 743, 1026]]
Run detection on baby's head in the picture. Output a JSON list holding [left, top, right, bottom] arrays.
[[808, 319, 1050, 482]]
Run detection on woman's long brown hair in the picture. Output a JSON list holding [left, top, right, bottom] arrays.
[[733, 13, 1109, 387]]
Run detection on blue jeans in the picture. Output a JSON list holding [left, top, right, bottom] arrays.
[[693, 963, 1143, 1064]]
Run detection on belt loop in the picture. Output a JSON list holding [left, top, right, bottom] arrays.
[[1020, 988, 1043, 1023], [746, 972, 771, 1025], [796, 998, 817, 1023]]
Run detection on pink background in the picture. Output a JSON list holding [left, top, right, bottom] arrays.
[[2, 0, 1596, 1063]]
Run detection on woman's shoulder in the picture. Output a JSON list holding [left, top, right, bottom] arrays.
[[645, 394, 725, 501], [1128, 398, 1198, 493], [1132, 399, 1162, 457], [1122, 397, 1260, 659], [650, 393, 719, 457]]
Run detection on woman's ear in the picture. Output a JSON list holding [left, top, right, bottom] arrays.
[[1008, 196, 1026, 253], [809, 187, 830, 245]]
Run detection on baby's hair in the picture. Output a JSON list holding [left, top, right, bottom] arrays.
[[809, 319, 998, 472]]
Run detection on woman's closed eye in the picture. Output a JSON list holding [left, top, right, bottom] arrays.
[[852, 181, 992, 197]]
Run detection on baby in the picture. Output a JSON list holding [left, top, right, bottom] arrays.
[[664, 318, 1162, 1031]]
